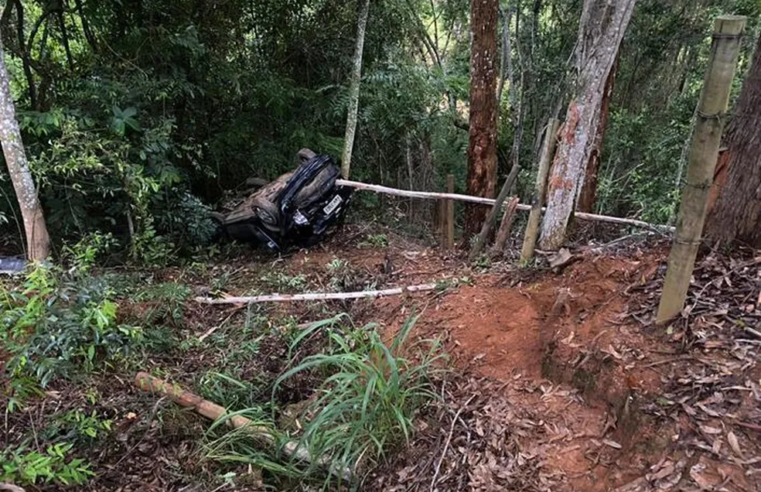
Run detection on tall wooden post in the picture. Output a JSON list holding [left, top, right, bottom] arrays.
[[521, 118, 560, 263], [657, 15, 746, 324], [446, 175, 455, 249]]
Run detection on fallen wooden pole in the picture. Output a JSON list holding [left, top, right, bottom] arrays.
[[195, 283, 438, 305], [134, 372, 350, 479], [336, 179, 673, 232]]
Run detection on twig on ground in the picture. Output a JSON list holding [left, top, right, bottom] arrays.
[[743, 326, 761, 339], [198, 307, 244, 341]]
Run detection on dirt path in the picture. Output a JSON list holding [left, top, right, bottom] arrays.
[[368, 244, 759, 492]]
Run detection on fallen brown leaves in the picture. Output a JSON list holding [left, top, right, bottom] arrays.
[[367, 375, 556, 492], [624, 247, 761, 491]]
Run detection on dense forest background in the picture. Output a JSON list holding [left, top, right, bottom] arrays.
[[1, 0, 760, 261]]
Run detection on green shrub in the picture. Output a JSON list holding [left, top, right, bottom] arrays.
[[1, 262, 142, 391], [0, 443, 94, 487]]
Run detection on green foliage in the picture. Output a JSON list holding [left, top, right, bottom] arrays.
[[1, 260, 142, 391], [358, 233, 389, 248], [132, 282, 192, 328], [48, 409, 114, 442], [258, 271, 308, 292], [1, 0, 760, 251], [0, 443, 94, 487], [203, 315, 443, 487], [274, 315, 443, 485], [198, 371, 263, 410]]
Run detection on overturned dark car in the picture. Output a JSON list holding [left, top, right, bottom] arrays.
[[213, 150, 353, 251]]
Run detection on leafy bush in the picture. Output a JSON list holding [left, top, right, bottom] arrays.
[[1, 244, 142, 391], [0, 443, 94, 487]]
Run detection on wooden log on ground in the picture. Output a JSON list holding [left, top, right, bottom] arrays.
[[335, 179, 673, 232], [521, 118, 560, 263], [491, 197, 520, 256], [195, 283, 438, 305], [134, 372, 350, 479]]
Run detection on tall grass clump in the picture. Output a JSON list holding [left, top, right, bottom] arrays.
[[205, 314, 445, 488]]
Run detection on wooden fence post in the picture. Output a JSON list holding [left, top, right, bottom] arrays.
[[446, 175, 455, 249], [657, 15, 746, 325], [521, 118, 560, 263]]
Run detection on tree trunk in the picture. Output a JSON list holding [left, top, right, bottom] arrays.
[[464, 0, 499, 238], [577, 52, 619, 213], [706, 33, 761, 247], [0, 40, 50, 261], [539, 0, 637, 250], [340, 0, 370, 179]]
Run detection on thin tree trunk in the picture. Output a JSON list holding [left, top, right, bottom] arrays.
[[9, 0, 36, 108], [539, 0, 637, 250], [706, 32, 761, 248], [0, 40, 51, 261], [491, 196, 520, 255], [578, 52, 619, 213], [74, 0, 97, 50], [340, 0, 370, 179], [465, 0, 499, 238], [497, 7, 514, 107], [521, 118, 560, 262], [57, 8, 75, 72]]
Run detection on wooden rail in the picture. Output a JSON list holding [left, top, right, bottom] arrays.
[[336, 179, 674, 233]]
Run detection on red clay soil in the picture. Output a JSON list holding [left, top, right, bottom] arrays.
[[376, 250, 691, 491]]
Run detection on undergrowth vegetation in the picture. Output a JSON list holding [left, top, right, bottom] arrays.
[[0, 233, 445, 489], [205, 314, 445, 489], [1, 237, 142, 397]]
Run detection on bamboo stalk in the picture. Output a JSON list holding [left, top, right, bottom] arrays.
[[336, 179, 673, 232], [521, 118, 560, 262], [195, 283, 438, 305], [134, 372, 350, 479], [657, 15, 746, 325]]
